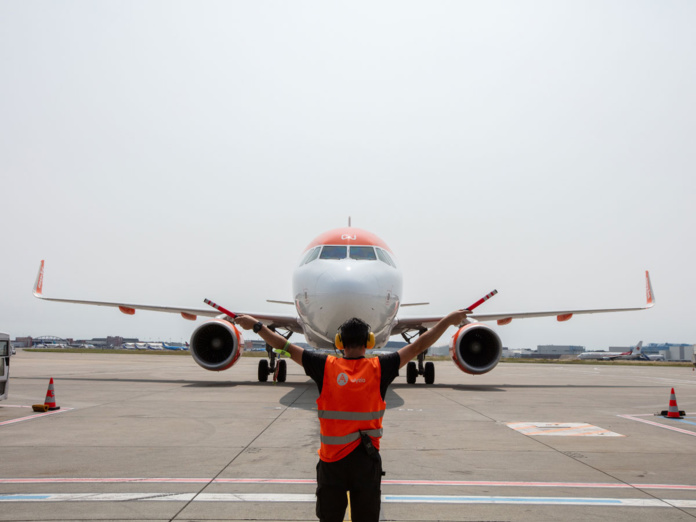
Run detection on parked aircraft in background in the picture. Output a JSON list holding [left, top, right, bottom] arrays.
[[577, 341, 649, 361], [163, 343, 188, 351], [33, 226, 655, 384]]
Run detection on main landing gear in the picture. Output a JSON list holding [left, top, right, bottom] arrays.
[[257, 328, 290, 383], [402, 330, 435, 385]]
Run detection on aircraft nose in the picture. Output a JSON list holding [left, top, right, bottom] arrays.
[[315, 266, 382, 327], [317, 267, 377, 297]]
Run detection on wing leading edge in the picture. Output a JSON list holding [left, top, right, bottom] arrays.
[[393, 271, 655, 335], [32, 260, 302, 333]]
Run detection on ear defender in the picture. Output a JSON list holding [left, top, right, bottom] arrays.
[[366, 332, 375, 349], [334, 332, 375, 349]]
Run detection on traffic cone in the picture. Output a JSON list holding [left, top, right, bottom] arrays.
[[662, 388, 684, 419], [44, 378, 60, 411]]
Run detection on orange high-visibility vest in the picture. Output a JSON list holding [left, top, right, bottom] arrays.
[[316, 356, 386, 463]]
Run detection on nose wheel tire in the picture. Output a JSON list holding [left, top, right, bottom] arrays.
[[274, 359, 287, 383], [258, 359, 269, 382], [424, 361, 435, 384], [406, 361, 417, 384]]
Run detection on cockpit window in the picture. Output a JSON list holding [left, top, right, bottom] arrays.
[[307, 247, 321, 264], [376, 248, 396, 268], [301, 246, 321, 265], [299, 248, 313, 265], [349, 246, 377, 260], [319, 245, 347, 260]]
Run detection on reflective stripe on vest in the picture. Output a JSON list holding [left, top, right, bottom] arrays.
[[320, 428, 383, 446], [317, 409, 385, 420]]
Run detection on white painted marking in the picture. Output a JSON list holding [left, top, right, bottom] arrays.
[[619, 415, 696, 437], [0, 408, 72, 428], [1, 493, 695, 508], [507, 422, 623, 437]]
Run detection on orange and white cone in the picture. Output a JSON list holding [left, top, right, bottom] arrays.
[[666, 388, 683, 419], [44, 378, 60, 411]]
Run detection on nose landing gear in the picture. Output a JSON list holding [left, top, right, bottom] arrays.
[[402, 329, 435, 384], [257, 327, 290, 383]]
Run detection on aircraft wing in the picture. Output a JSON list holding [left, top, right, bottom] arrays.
[[393, 271, 654, 335], [32, 261, 303, 333]]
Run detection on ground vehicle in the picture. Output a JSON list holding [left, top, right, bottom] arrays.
[[0, 332, 10, 401]]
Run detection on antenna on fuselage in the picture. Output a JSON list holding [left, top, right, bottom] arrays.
[[348, 216, 351, 227]]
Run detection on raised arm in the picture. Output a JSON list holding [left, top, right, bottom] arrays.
[[397, 309, 470, 369], [235, 315, 304, 366]]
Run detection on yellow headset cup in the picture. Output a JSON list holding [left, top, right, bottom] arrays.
[[335, 332, 375, 350]]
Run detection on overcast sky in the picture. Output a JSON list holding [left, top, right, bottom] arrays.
[[1, 2, 694, 351]]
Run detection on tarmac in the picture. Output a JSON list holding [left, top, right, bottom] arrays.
[[1, 349, 695, 521]]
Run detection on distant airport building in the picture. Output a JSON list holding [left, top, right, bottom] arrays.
[[643, 343, 695, 361], [503, 348, 533, 358], [73, 337, 139, 348], [13, 337, 33, 348], [33, 336, 69, 346], [668, 345, 695, 362], [249, 340, 266, 351], [536, 345, 585, 355], [428, 345, 449, 356]]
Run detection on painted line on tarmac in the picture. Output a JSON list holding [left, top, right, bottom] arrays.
[[619, 414, 696, 437], [382, 496, 696, 508], [2, 478, 696, 491], [0, 408, 72, 427], [1, 493, 695, 508]]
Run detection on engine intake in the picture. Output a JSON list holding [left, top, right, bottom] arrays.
[[190, 319, 244, 371], [449, 323, 502, 375]]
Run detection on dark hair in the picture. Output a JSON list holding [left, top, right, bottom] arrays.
[[338, 317, 370, 349]]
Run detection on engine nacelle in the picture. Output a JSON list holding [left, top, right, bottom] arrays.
[[449, 323, 503, 375], [190, 319, 244, 372]]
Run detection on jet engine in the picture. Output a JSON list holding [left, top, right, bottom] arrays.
[[449, 323, 503, 375], [190, 319, 244, 371]]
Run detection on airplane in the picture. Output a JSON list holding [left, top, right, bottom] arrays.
[[577, 341, 649, 361], [32, 226, 655, 384], [162, 342, 189, 351]]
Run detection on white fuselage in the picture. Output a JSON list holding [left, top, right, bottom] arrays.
[[292, 245, 403, 349]]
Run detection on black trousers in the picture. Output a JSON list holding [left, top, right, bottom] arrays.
[[315, 443, 382, 522]]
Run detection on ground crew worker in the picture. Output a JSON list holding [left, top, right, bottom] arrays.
[[235, 309, 470, 522]]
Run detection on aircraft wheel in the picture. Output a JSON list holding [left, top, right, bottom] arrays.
[[406, 361, 417, 384], [277, 359, 287, 382], [258, 359, 269, 382], [424, 361, 435, 384]]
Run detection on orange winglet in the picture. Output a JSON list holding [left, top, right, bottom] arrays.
[[497, 318, 513, 326], [33, 260, 45, 296], [645, 271, 655, 307], [556, 313, 573, 322], [119, 306, 136, 315], [181, 312, 197, 321]]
